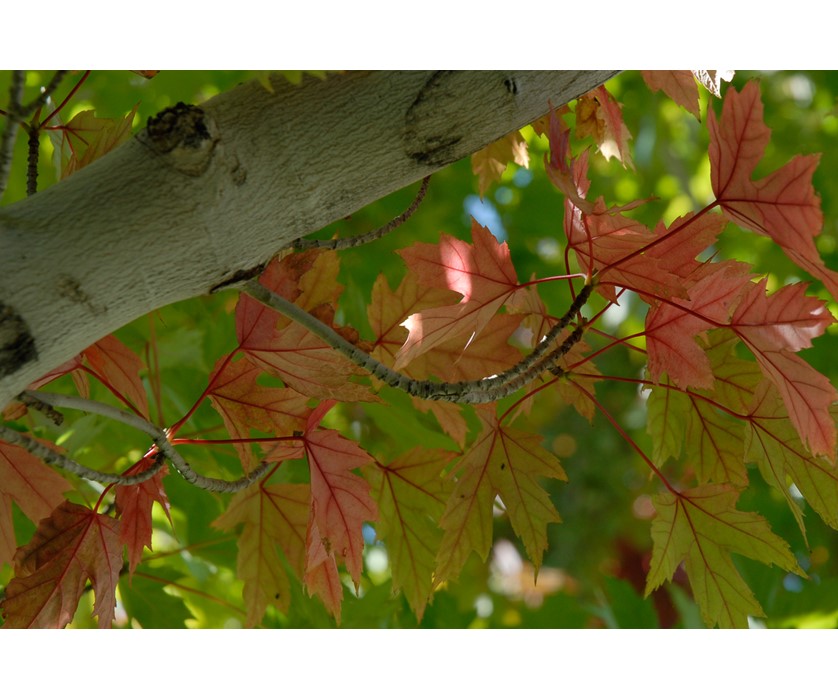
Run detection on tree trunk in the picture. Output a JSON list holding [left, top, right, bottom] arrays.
[[0, 70, 616, 410]]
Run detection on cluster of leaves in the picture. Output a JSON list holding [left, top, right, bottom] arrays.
[[1, 71, 836, 628]]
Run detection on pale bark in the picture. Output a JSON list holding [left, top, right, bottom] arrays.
[[0, 70, 616, 410]]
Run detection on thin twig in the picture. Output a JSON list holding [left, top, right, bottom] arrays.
[[240, 279, 592, 404], [26, 124, 39, 195], [22, 390, 276, 493], [0, 423, 165, 486], [0, 70, 25, 198], [20, 70, 68, 115], [290, 176, 431, 251]]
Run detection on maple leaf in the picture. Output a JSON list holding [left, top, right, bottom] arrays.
[[395, 220, 525, 367], [83, 334, 149, 418], [364, 448, 455, 620], [647, 384, 747, 486], [115, 455, 171, 575], [708, 81, 838, 299], [303, 518, 343, 622], [436, 409, 566, 583], [645, 263, 751, 389], [0, 440, 71, 568], [746, 382, 838, 536], [471, 129, 529, 197], [214, 482, 310, 626], [575, 85, 633, 168], [693, 70, 735, 98], [237, 253, 377, 402], [641, 71, 701, 119], [206, 354, 310, 469], [368, 271, 460, 367], [645, 484, 803, 628], [304, 404, 377, 586], [52, 106, 138, 179], [729, 279, 837, 457], [567, 203, 696, 302], [26, 354, 89, 398], [1, 501, 122, 628]]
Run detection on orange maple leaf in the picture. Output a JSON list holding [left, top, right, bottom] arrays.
[[237, 254, 377, 402], [206, 354, 309, 469], [575, 86, 633, 168], [1, 501, 122, 628], [642, 70, 701, 119], [395, 220, 525, 367], [471, 129, 529, 197]]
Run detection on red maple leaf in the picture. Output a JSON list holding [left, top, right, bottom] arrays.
[[83, 334, 150, 418], [708, 81, 838, 299], [0, 440, 71, 568], [115, 455, 171, 575], [645, 263, 751, 389], [303, 403, 378, 586], [1, 501, 122, 628]]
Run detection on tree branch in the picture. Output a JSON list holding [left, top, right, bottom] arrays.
[[0, 71, 25, 199], [239, 279, 591, 404], [0, 422, 165, 486], [291, 175, 430, 251], [22, 390, 279, 492]]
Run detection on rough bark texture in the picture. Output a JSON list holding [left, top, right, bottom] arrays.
[[0, 70, 616, 410]]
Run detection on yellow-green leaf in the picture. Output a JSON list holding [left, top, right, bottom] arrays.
[[364, 448, 455, 620], [471, 130, 529, 197], [436, 410, 565, 583], [746, 382, 838, 536], [645, 484, 803, 628], [213, 483, 310, 626]]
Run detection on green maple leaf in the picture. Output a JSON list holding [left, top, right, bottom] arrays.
[[364, 448, 455, 621], [645, 484, 803, 628], [436, 409, 566, 583], [746, 382, 838, 536]]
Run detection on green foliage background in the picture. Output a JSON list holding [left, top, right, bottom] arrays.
[[1, 70, 836, 628]]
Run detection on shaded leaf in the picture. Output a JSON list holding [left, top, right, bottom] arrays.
[[436, 409, 565, 583], [83, 334, 149, 418], [746, 382, 838, 534], [471, 130, 529, 197], [1, 501, 122, 628]]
